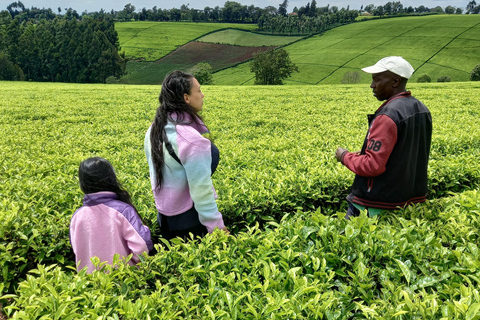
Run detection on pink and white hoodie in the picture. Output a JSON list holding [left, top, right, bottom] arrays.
[[70, 191, 153, 273], [144, 113, 225, 233]]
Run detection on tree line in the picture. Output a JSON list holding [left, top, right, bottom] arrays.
[[0, 3, 126, 83], [258, 9, 359, 34], [359, 1, 464, 15]]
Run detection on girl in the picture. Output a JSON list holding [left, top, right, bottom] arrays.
[[144, 70, 228, 240], [70, 157, 153, 273]]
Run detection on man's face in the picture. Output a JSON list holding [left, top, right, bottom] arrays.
[[370, 71, 397, 101]]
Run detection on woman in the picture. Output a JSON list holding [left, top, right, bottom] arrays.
[[70, 157, 153, 273], [144, 70, 227, 240]]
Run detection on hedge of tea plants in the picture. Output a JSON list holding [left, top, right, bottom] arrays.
[[3, 191, 480, 319], [1, 81, 479, 318]]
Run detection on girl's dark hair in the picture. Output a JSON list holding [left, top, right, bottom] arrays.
[[79, 157, 136, 209], [150, 70, 204, 189]]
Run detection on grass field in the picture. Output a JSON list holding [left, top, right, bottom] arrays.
[[1, 80, 480, 318], [197, 29, 304, 46], [212, 15, 480, 85], [115, 22, 257, 61]]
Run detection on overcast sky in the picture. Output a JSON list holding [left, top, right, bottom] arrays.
[[1, 0, 468, 14]]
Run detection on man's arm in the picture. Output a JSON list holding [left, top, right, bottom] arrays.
[[337, 115, 397, 177]]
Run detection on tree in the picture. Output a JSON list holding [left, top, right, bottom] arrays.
[[364, 4, 375, 13], [310, 0, 317, 16], [384, 2, 393, 15], [416, 5, 427, 13], [445, 5, 455, 13], [373, 6, 384, 16], [119, 3, 136, 21], [466, 0, 477, 13], [250, 48, 298, 85], [0, 10, 12, 25], [278, 0, 288, 16], [6, 1, 25, 18], [470, 64, 480, 81], [190, 62, 213, 85]]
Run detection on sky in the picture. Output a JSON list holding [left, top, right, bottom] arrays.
[[0, 0, 468, 14]]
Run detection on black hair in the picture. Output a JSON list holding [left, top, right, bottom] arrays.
[[78, 157, 136, 210], [150, 70, 204, 190]]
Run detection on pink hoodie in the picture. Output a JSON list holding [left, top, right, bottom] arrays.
[[70, 191, 153, 273]]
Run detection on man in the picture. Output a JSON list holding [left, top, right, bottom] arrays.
[[335, 56, 432, 219]]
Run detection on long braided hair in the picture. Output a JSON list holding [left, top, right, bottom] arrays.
[[150, 70, 204, 190]]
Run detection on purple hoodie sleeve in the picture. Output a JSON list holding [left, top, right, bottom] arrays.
[[121, 206, 154, 252]]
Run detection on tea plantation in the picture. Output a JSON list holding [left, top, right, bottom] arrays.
[[1, 81, 479, 318]]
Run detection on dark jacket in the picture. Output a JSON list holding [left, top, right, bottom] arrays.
[[342, 91, 432, 209]]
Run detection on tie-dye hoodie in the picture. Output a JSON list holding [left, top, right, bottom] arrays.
[[144, 113, 225, 233], [70, 191, 153, 273]]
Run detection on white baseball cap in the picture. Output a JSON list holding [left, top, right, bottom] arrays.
[[362, 56, 414, 79]]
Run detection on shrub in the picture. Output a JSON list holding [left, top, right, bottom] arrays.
[[437, 76, 451, 82], [341, 71, 361, 84], [417, 74, 431, 83], [106, 76, 120, 84], [470, 64, 480, 81], [190, 62, 214, 85], [0, 52, 24, 81]]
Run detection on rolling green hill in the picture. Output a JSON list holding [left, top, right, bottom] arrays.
[[115, 15, 480, 85], [213, 15, 480, 85], [116, 23, 304, 85], [115, 21, 258, 61]]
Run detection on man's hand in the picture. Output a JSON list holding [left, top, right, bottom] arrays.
[[335, 147, 348, 162]]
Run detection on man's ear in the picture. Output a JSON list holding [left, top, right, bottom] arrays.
[[392, 76, 402, 88]]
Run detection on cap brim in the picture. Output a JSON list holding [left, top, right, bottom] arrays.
[[361, 65, 387, 74]]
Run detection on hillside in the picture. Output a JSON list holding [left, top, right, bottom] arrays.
[[121, 42, 276, 85], [115, 22, 258, 61], [213, 15, 480, 85], [116, 22, 304, 85]]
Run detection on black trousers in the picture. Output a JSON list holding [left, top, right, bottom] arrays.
[[157, 206, 207, 241], [345, 202, 361, 220]]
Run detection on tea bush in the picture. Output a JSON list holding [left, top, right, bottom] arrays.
[[1, 81, 480, 318], [3, 189, 480, 318]]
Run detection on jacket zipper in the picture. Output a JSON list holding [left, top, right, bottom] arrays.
[[367, 178, 373, 192]]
